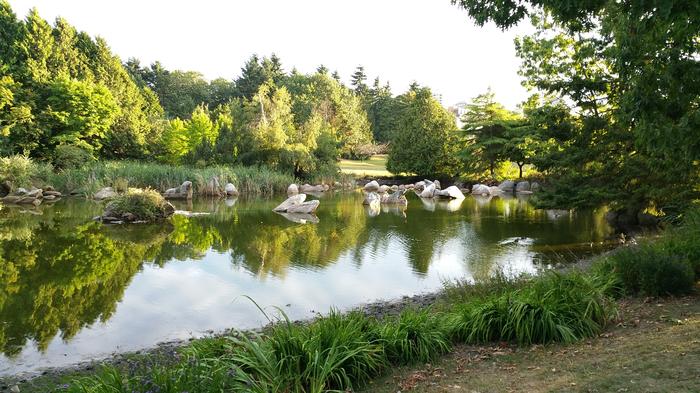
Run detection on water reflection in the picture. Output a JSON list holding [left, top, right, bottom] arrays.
[[0, 193, 614, 374]]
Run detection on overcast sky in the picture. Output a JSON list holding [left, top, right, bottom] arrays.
[[8, 0, 533, 109]]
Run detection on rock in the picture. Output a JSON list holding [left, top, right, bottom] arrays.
[[44, 185, 55, 192], [414, 181, 425, 191], [488, 186, 502, 196], [516, 181, 531, 193], [1, 195, 21, 204], [16, 187, 27, 196], [163, 181, 193, 200], [378, 185, 390, 194], [273, 194, 306, 212], [101, 190, 175, 223], [43, 190, 62, 197], [530, 182, 541, 192], [390, 185, 399, 191], [10, 385, 19, 393], [471, 184, 490, 196], [435, 185, 465, 199], [333, 181, 342, 188], [43, 194, 56, 201], [420, 182, 436, 198], [202, 176, 222, 197], [433, 180, 441, 190], [498, 180, 515, 193], [382, 189, 408, 205], [322, 184, 330, 191], [287, 183, 299, 196], [300, 184, 325, 193], [94, 187, 118, 200], [0, 181, 11, 197], [26, 188, 42, 198], [286, 200, 320, 214], [225, 183, 239, 196], [363, 180, 380, 192]]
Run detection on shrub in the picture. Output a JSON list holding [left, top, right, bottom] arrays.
[[230, 310, 385, 393], [52, 144, 95, 170], [104, 188, 174, 222], [596, 246, 696, 297], [375, 308, 451, 364], [0, 155, 47, 190], [450, 272, 616, 345]]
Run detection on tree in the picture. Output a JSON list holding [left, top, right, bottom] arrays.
[[460, 89, 520, 178], [387, 86, 461, 177], [452, 0, 700, 215], [350, 65, 368, 97]]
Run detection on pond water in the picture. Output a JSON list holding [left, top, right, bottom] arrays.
[[0, 192, 615, 375]]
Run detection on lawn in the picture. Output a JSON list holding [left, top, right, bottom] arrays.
[[339, 154, 393, 177]]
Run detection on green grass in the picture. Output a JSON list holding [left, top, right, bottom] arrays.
[[42, 160, 296, 197], [339, 154, 393, 177]]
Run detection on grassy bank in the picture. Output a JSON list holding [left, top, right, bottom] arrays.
[[7, 210, 700, 392], [1, 156, 297, 197], [339, 154, 393, 177]]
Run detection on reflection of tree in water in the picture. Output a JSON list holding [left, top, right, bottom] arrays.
[[0, 214, 167, 357]]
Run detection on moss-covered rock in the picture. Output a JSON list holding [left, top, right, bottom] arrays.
[[100, 188, 175, 223]]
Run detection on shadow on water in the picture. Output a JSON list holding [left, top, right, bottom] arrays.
[[0, 192, 614, 373]]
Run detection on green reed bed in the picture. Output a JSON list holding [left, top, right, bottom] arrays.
[[40, 161, 297, 197]]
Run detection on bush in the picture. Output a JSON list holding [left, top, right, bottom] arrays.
[[52, 144, 95, 170], [450, 272, 616, 345], [104, 188, 174, 222], [595, 246, 696, 297], [230, 310, 385, 393], [0, 155, 48, 190], [375, 308, 451, 364]]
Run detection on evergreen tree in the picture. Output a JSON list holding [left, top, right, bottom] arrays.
[[350, 65, 368, 96]]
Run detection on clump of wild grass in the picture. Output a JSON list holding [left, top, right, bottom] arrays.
[[104, 188, 174, 221], [375, 308, 451, 364], [449, 271, 617, 345]]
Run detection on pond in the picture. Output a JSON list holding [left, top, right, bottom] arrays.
[[0, 192, 615, 375]]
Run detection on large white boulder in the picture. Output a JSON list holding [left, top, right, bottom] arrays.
[[488, 186, 502, 196], [435, 185, 465, 199], [286, 200, 320, 214], [516, 181, 531, 193], [498, 180, 515, 193], [287, 183, 299, 196], [163, 181, 193, 200], [225, 183, 239, 196], [363, 180, 380, 192], [378, 185, 390, 194], [273, 193, 306, 212], [471, 184, 490, 196], [94, 187, 118, 200], [420, 182, 436, 198]]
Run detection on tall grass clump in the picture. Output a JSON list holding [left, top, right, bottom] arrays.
[[104, 188, 174, 221], [375, 308, 452, 364], [0, 155, 52, 191], [229, 310, 385, 393], [41, 160, 296, 196], [450, 272, 616, 345]]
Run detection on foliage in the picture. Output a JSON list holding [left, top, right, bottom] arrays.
[[594, 211, 700, 296], [460, 88, 534, 179], [52, 143, 95, 170], [451, 0, 700, 214], [387, 86, 461, 177], [0, 154, 48, 190], [450, 271, 616, 345], [0, 2, 164, 159], [376, 308, 452, 364], [104, 188, 173, 221]]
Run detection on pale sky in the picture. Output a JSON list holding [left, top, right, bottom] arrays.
[[7, 0, 533, 110]]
